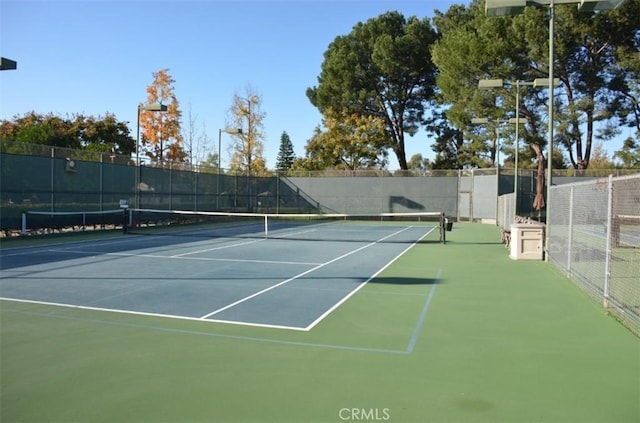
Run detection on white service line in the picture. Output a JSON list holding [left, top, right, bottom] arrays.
[[0, 235, 163, 258], [170, 238, 265, 257], [199, 226, 414, 319], [42, 249, 321, 266]]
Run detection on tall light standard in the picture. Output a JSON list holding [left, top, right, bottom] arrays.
[[471, 117, 515, 222], [484, 0, 627, 259], [237, 95, 257, 211], [471, 117, 504, 167], [478, 78, 559, 220], [135, 102, 167, 208], [136, 102, 168, 166], [217, 127, 242, 209]]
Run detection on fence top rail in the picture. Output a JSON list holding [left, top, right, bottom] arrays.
[[550, 172, 640, 190], [3, 140, 640, 177]]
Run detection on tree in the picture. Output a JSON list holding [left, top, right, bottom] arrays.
[[0, 112, 134, 155], [275, 131, 296, 172], [0, 112, 80, 148], [140, 68, 184, 164], [79, 113, 135, 155], [613, 137, 640, 168], [227, 87, 268, 176], [182, 102, 211, 166], [588, 141, 616, 169], [198, 152, 219, 173], [298, 110, 389, 170], [431, 0, 640, 210], [548, 1, 640, 170], [307, 11, 439, 170], [427, 111, 485, 169], [407, 153, 431, 173]]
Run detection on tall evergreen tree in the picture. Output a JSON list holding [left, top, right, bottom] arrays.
[[307, 11, 439, 170], [275, 131, 296, 172]]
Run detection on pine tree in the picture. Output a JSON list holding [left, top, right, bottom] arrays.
[[275, 131, 296, 172]]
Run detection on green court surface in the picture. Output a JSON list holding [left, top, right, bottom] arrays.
[[1, 223, 638, 423]]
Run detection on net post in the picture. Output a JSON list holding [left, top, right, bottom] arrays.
[[440, 212, 446, 244], [122, 208, 129, 234], [21, 211, 27, 235], [264, 214, 268, 238]]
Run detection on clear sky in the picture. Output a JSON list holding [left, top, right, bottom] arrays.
[[1, 0, 632, 169], [1, 0, 464, 170]]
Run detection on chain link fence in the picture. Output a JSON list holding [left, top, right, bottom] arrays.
[[548, 174, 640, 335]]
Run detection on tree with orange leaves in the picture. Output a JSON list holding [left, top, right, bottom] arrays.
[[139, 68, 184, 164]]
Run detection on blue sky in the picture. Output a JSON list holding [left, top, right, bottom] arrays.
[[1, 0, 632, 169], [1, 0, 464, 170]]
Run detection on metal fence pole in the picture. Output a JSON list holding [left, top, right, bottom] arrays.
[[567, 186, 574, 272], [603, 174, 614, 308]]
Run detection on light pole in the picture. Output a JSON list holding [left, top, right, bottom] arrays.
[[217, 127, 242, 209], [135, 102, 167, 208], [471, 116, 514, 222], [136, 102, 168, 166], [237, 95, 257, 211], [484, 0, 627, 259], [478, 78, 559, 220], [471, 117, 503, 167]]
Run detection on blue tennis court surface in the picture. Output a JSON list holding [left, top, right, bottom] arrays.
[[0, 221, 439, 330]]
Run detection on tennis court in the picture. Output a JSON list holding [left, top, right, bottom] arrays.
[[1, 214, 442, 331], [1, 221, 638, 423]]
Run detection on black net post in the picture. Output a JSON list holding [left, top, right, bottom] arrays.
[[122, 208, 129, 234]]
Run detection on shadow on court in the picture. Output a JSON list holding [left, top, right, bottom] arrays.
[[367, 276, 440, 285]]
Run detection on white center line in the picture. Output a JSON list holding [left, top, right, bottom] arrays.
[[200, 226, 413, 319]]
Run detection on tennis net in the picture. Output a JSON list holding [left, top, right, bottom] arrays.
[[125, 208, 449, 243], [613, 214, 640, 248], [21, 209, 125, 235]]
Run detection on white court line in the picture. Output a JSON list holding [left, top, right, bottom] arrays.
[[304, 226, 437, 331], [200, 226, 415, 320], [0, 235, 164, 258], [0, 297, 308, 331], [2, 225, 438, 336], [170, 238, 265, 257], [40, 249, 322, 266], [3, 225, 436, 333]]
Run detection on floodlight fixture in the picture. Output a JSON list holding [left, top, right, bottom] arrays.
[[485, 0, 526, 16], [0, 57, 17, 71], [478, 79, 505, 89], [485, 0, 625, 15], [578, 0, 627, 11], [533, 78, 561, 87], [143, 102, 168, 112]]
